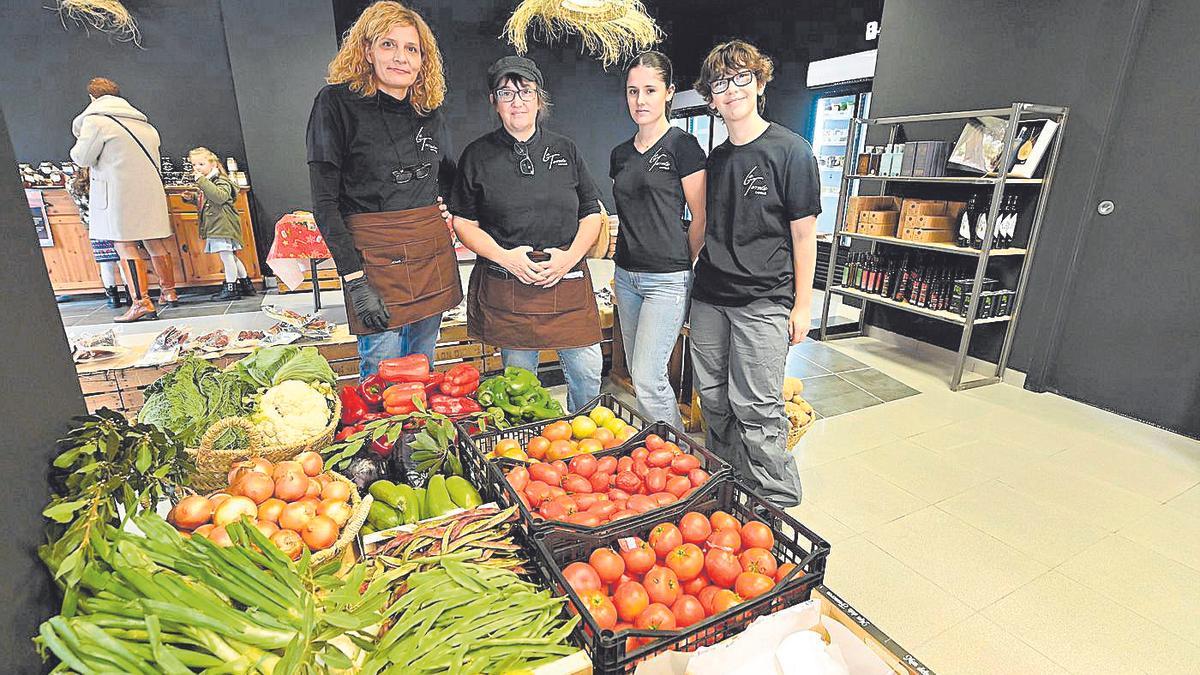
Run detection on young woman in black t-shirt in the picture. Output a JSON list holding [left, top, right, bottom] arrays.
[[689, 41, 821, 507], [609, 52, 707, 427], [306, 2, 460, 377]]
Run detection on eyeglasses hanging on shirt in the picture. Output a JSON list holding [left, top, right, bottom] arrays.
[[512, 142, 535, 177], [377, 98, 433, 185]]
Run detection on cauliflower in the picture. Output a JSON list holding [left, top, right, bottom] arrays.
[[249, 380, 332, 445]]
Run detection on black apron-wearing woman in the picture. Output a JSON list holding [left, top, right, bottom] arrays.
[[449, 56, 605, 412], [306, 1, 461, 377]]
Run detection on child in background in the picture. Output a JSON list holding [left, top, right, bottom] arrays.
[[67, 166, 129, 309], [188, 147, 255, 300]]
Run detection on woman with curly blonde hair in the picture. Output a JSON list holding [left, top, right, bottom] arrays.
[[307, 1, 461, 377]]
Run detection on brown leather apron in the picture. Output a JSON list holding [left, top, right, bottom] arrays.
[[466, 255, 602, 350], [343, 205, 463, 336]]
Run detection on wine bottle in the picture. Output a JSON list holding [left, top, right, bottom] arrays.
[[958, 194, 977, 248], [973, 197, 989, 249], [894, 255, 910, 302]]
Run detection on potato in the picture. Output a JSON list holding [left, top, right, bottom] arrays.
[[783, 377, 804, 400]]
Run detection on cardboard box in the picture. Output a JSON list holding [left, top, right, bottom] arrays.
[[899, 227, 956, 244], [858, 218, 900, 237], [901, 199, 967, 221], [859, 210, 900, 226], [904, 215, 957, 231], [845, 196, 902, 234]]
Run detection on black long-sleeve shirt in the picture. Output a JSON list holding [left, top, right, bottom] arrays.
[[305, 83, 455, 275]]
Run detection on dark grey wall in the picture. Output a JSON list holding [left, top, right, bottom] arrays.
[[865, 0, 1140, 372], [0, 106, 87, 672], [0, 1, 246, 165]]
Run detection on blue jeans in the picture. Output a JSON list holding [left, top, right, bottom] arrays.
[[613, 267, 691, 428], [356, 312, 443, 379], [501, 345, 601, 413]]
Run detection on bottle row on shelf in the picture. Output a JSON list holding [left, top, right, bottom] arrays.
[[958, 192, 1021, 249], [837, 252, 1015, 319]]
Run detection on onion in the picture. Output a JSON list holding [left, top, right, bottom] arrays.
[[258, 498, 287, 523], [213, 496, 258, 527], [279, 501, 316, 531], [297, 451, 324, 477], [272, 461, 304, 481], [274, 472, 309, 502], [254, 519, 280, 539], [301, 515, 339, 550], [318, 499, 353, 527], [207, 525, 234, 548], [238, 473, 276, 505], [270, 529, 305, 560], [173, 495, 214, 530], [322, 480, 352, 503], [304, 478, 323, 500]]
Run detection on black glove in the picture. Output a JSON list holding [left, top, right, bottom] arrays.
[[344, 276, 390, 331]]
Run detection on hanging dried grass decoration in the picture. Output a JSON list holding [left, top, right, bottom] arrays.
[[53, 0, 143, 47], [504, 0, 662, 68]]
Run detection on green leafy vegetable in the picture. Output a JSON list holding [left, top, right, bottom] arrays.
[[137, 356, 251, 447], [229, 345, 336, 389]]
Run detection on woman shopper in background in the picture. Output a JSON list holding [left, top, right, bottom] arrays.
[[187, 147, 255, 301], [688, 41, 820, 507], [610, 51, 706, 427], [450, 56, 605, 412], [307, 1, 461, 377], [70, 77, 177, 323]]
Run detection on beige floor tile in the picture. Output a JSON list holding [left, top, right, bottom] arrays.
[[1048, 439, 1200, 502], [997, 460, 1159, 530], [793, 411, 902, 469], [939, 481, 1110, 567], [918, 614, 1069, 675], [983, 572, 1200, 675], [834, 394, 960, 438], [1168, 484, 1200, 517], [823, 536, 975, 649], [971, 411, 1081, 454], [854, 440, 991, 502], [908, 421, 984, 451], [926, 438, 1055, 480], [1059, 535, 1200, 648], [865, 507, 1048, 610], [1119, 504, 1200, 573], [785, 500, 856, 545], [798, 458, 927, 533]]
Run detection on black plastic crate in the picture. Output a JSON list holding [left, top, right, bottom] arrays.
[[490, 422, 735, 539], [464, 393, 653, 450], [532, 480, 831, 675]]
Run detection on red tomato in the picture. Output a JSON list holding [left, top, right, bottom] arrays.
[[611, 509, 637, 520], [681, 571, 709, 596], [647, 449, 674, 468], [547, 486, 567, 500], [627, 494, 657, 513], [705, 548, 742, 588], [665, 543, 705, 581], [614, 471, 641, 493], [741, 521, 775, 551], [697, 585, 721, 615], [650, 492, 677, 507], [662, 441, 682, 456], [738, 548, 778, 578], [645, 467, 668, 493], [678, 512, 712, 545], [588, 501, 618, 520], [619, 539, 656, 576], [645, 435, 665, 451], [506, 466, 529, 491], [569, 454, 598, 478], [540, 500, 568, 521], [613, 581, 650, 622], [671, 595, 705, 628], [551, 460, 569, 474], [566, 511, 602, 527], [665, 476, 692, 497], [525, 480, 552, 506], [631, 459, 651, 480], [579, 589, 617, 630], [562, 475, 594, 494], [644, 566, 680, 606], [631, 447, 650, 462], [634, 602, 676, 631], [550, 494, 579, 515], [682, 487, 698, 499], [707, 528, 743, 554], [617, 456, 634, 474], [669, 454, 700, 475], [775, 562, 798, 583], [527, 463, 562, 486], [596, 456, 618, 474], [589, 472, 613, 492], [564, 562, 602, 594], [734, 572, 775, 600], [688, 468, 710, 487], [574, 493, 600, 510], [711, 589, 742, 614], [607, 488, 632, 502], [710, 511, 742, 532], [649, 523, 683, 558], [590, 548, 626, 584]]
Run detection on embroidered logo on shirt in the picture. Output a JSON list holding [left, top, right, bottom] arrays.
[[415, 127, 438, 153], [543, 148, 568, 170], [647, 147, 672, 172], [743, 166, 768, 197]]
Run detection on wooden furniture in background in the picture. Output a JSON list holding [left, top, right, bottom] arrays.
[[36, 186, 262, 294]]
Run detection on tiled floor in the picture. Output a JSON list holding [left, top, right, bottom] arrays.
[[785, 336, 1200, 674], [786, 340, 919, 418]]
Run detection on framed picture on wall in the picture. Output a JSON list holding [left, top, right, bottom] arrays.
[[26, 189, 53, 247]]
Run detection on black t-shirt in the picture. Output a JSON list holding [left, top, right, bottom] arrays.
[[305, 83, 456, 275], [609, 127, 707, 273], [450, 127, 602, 251], [692, 123, 821, 307]]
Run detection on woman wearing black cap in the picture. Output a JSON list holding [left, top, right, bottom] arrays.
[[306, 1, 461, 377], [450, 56, 605, 412]]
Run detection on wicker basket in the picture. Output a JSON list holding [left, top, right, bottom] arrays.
[[786, 405, 816, 450], [185, 398, 342, 492]]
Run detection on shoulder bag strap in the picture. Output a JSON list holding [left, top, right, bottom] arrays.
[[103, 114, 163, 184]]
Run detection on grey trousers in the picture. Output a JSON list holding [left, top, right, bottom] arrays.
[[690, 298, 803, 507]]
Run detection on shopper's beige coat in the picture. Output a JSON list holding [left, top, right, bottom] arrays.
[[69, 96, 171, 242]]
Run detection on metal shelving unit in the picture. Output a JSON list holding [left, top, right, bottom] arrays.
[[818, 102, 1070, 391]]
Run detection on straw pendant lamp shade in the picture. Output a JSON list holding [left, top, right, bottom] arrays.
[[504, 0, 663, 68]]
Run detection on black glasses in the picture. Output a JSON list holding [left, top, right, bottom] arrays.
[[512, 143, 534, 176], [709, 70, 754, 94], [495, 88, 538, 103], [391, 162, 432, 184]]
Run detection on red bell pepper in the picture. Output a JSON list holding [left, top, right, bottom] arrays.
[[359, 373, 387, 408], [361, 411, 394, 422], [429, 395, 483, 418], [457, 398, 482, 414], [439, 363, 480, 397], [379, 354, 431, 384], [383, 382, 427, 415], [424, 371, 446, 395], [339, 386, 369, 425], [334, 423, 363, 442]]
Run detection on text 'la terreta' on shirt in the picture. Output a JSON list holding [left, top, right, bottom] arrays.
[[609, 126, 707, 273], [450, 126, 602, 252], [691, 122, 821, 308]]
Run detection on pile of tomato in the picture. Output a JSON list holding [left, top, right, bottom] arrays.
[[558, 510, 797, 646], [488, 408, 637, 463], [504, 435, 712, 527]]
